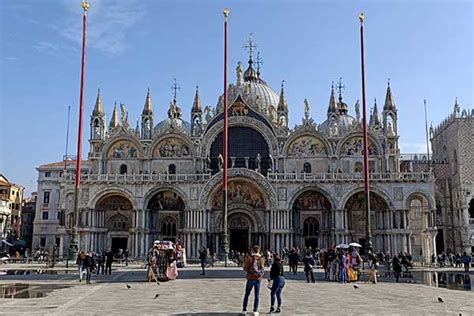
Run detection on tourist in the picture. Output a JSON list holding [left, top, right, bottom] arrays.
[[83, 252, 95, 284], [321, 250, 329, 279], [392, 255, 402, 282], [302, 251, 316, 283], [76, 251, 86, 282], [288, 248, 299, 275], [461, 252, 471, 272], [96, 251, 105, 275], [269, 254, 285, 313], [242, 245, 265, 315], [105, 250, 114, 275], [123, 249, 129, 266], [199, 247, 207, 275], [339, 251, 347, 284]]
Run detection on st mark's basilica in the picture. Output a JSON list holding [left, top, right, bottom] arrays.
[[37, 41, 438, 260]]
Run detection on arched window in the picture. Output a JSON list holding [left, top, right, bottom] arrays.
[[161, 217, 177, 239], [303, 162, 312, 173], [168, 164, 176, 174], [304, 217, 320, 237], [354, 162, 363, 173], [120, 164, 128, 174]]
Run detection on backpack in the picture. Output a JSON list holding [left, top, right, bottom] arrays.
[[249, 256, 264, 278]]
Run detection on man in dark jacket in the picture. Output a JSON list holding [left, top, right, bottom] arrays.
[[83, 252, 95, 284], [199, 247, 207, 275], [105, 251, 114, 275], [288, 249, 299, 275], [303, 251, 316, 283]]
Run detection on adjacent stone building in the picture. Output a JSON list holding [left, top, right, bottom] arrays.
[[430, 100, 474, 254], [33, 49, 438, 261]]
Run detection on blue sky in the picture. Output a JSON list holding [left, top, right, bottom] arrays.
[[1, 0, 473, 194]]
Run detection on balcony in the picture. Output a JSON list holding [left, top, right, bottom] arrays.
[[63, 173, 212, 184], [266, 172, 434, 183]]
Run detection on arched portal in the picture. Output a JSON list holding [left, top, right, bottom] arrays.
[[292, 190, 331, 249], [407, 194, 432, 258], [344, 191, 389, 251], [95, 194, 133, 255], [209, 126, 270, 174], [147, 190, 185, 243], [228, 212, 253, 253]]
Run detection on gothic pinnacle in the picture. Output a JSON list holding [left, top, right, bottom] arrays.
[[142, 87, 153, 116]]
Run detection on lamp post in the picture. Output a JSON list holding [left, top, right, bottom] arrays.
[[69, 0, 90, 260], [222, 8, 230, 267], [359, 13, 372, 253]]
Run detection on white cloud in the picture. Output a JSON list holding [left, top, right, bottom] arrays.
[[52, 0, 146, 55]]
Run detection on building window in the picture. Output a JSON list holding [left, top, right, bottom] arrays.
[[55, 237, 60, 247], [303, 163, 312, 173], [59, 171, 63, 178], [42, 211, 49, 220], [120, 164, 128, 175], [57, 211, 61, 220], [45, 172, 51, 178], [168, 164, 176, 174], [43, 191, 50, 204], [40, 237, 46, 247]]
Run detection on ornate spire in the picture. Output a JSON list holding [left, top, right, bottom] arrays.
[[142, 87, 153, 116], [109, 102, 119, 128], [243, 33, 259, 82], [371, 98, 381, 126], [383, 79, 396, 111], [278, 80, 288, 112], [327, 82, 338, 116], [453, 97, 460, 116], [135, 119, 140, 136], [93, 88, 104, 115], [256, 51, 263, 78], [192, 85, 202, 113]]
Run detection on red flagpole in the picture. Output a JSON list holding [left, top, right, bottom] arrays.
[[222, 8, 230, 267], [359, 13, 372, 252], [70, 0, 90, 259]]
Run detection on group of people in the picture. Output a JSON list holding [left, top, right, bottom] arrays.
[[76, 250, 114, 284], [432, 251, 471, 271]]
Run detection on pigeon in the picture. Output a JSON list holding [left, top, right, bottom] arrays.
[[353, 285, 359, 289], [154, 293, 160, 299], [126, 284, 131, 289], [437, 297, 444, 303]]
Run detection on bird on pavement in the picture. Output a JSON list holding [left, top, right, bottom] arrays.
[[353, 285, 359, 289], [437, 297, 444, 303], [154, 293, 160, 299], [126, 284, 131, 289]]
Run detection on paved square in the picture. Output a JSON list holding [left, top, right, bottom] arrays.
[[1, 265, 473, 315]]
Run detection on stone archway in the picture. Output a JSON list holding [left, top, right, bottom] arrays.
[[146, 190, 186, 243], [95, 194, 134, 255], [344, 191, 389, 251], [228, 212, 254, 253], [291, 189, 331, 250]]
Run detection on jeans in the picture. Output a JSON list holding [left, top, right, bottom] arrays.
[[305, 269, 315, 283], [96, 263, 104, 275], [200, 259, 206, 274], [242, 279, 261, 312], [85, 267, 92, 283], [340, 268, 347, 283], [290, 264, 298, 275], [106, 264, 112, 275], [270, 276, 285, 308], [78, 265, 84, 281]]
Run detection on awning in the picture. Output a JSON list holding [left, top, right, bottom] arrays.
[[2, 239, 14, 246]]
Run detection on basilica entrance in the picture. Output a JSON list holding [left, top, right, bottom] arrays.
[[228, 214, 251, 253], [111, 237, 128, 254]]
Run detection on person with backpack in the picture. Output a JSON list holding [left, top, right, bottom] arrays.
[[302, 251, 316, 283], [242, 245, 265, 315], [269, 254, 285, 313]]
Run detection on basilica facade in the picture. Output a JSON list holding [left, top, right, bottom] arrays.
[[34, 53, 438, 261]]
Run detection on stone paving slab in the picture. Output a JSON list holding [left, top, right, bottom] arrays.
[[0, 267, 473, 315]]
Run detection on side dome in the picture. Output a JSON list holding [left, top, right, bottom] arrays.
[[320, 101, 356, 136], [154, 98, 191, 135]]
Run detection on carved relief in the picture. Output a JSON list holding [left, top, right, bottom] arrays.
[[292, 190, 331, 210], [340, 137, 377, 156], [212, 181, 265, 210], [230, 99, 249, 116], [154, 138, 191, 158], [108, 141, 139, 159], [287, 136, 327, 156]]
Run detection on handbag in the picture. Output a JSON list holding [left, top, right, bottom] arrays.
[[267, 279, 273, 290]]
